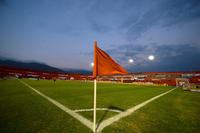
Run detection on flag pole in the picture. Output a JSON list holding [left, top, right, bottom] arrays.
[[93, 41, 97, 132], [93, 78, 97, 132]]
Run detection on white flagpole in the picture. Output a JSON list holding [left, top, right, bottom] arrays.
[[93, 79, 97, 132]]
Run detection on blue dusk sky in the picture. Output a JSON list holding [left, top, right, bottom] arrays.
[[0, 0, 200, 72]]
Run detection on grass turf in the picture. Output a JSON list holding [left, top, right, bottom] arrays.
[[0, 79, 200, 133]]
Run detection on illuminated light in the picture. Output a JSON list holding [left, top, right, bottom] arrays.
[[129, 59, 134, 63], [148, 55, 154, 60], [91, 62, 94, 67]]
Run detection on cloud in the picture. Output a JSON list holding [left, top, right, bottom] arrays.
[[123, 0, 200, 40], [85, 0, 136, 33], [105, 43, 200, 72], [89, 19, 112, 33], [161, 0, 200, 26], [153, 44, 200, 72]]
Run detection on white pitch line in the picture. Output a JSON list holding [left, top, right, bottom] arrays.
[[97, 87, 177, 132], [19, 79, 177, 132], [74, 108, 122, 113], [18, 80, 94, 131]]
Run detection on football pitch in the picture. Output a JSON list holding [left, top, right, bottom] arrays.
[[0, 79, 200, 133]]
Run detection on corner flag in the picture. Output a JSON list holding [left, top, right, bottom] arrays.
[[93, 41, 129, 78], [92, 41, 128, 132]]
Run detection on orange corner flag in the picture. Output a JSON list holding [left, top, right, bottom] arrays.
[[93, 41, 129, 78]]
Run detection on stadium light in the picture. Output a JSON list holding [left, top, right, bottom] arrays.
[[91, 62, 94, 67], [129, 59, 134, 63], [148, 55, 154, 60]]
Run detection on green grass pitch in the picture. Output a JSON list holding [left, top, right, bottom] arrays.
[[0, 79, 200, 133]]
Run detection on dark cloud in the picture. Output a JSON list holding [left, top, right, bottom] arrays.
[[86, 0, 141, 33], [107, 44, 148, 57], [105, 43, 200, 72], [154, 44, 200, 70], [124, 0, 200, 40], [161, 0, 200, 27]]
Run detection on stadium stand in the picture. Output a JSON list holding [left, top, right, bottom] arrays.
[[0, 65, 80, 80], [1, 65, 200, 88]]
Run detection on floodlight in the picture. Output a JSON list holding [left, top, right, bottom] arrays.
[[129, 59, 134, 63], [148, 55, 154, 60], [91, 62, 94, 67]]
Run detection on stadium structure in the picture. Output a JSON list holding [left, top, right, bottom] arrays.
[[0, 65, 200, 88], [0, 65, 80, 80]]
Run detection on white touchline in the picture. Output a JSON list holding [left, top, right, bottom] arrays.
[[18, 80, 94, 131], [96, 87, 177, 132]]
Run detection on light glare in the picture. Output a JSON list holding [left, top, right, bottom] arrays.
[[148, 55, 154, 60], [91, 62, 94, 67], [129, 59, 134, 63]]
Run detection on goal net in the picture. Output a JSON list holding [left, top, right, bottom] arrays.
[[176, 78, 190, 88]]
